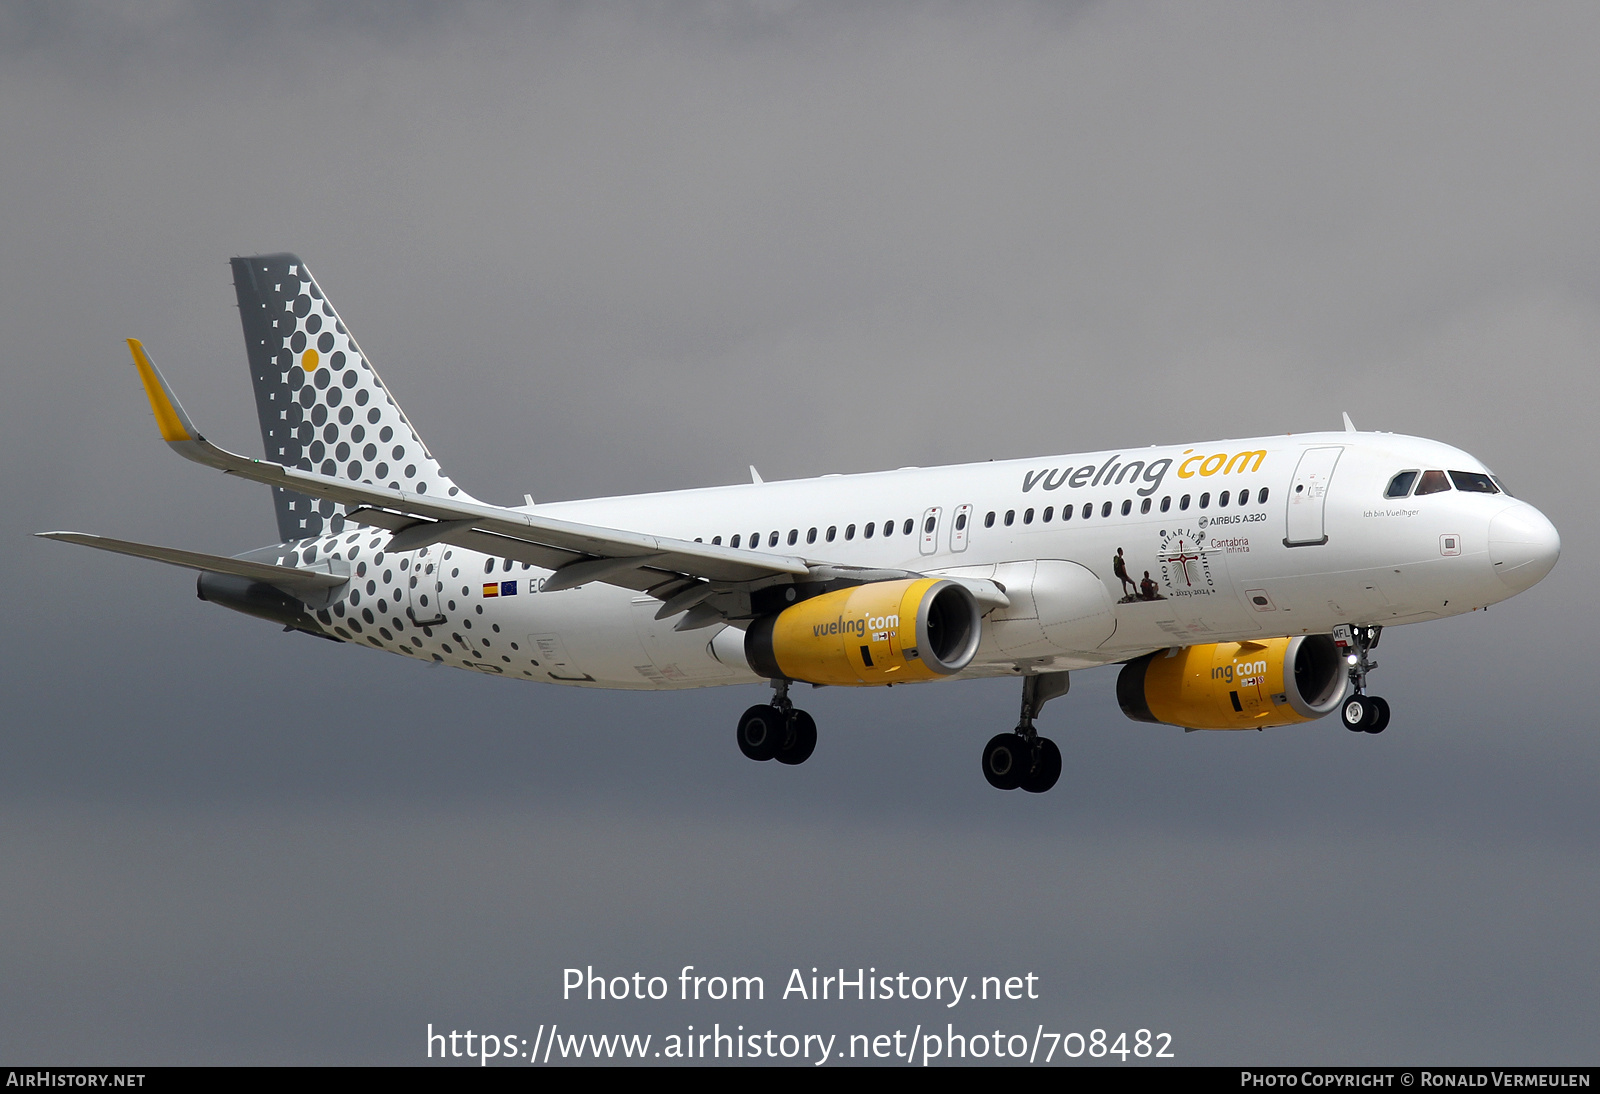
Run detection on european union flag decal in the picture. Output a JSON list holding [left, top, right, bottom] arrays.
[[500, 580, 517, 596]]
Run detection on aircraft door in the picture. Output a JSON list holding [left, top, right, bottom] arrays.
[[405, 546, 446, 626], [949, 504, 973, 553], [1285, 447, 1343, 547], [919, 507, 942, 556]]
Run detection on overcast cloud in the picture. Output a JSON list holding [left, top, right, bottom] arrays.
[[1, 0, 1596, 1064]]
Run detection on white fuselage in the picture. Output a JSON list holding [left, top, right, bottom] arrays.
[[278, 431, 1557, 690]]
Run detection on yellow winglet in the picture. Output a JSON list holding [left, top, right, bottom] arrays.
[[127, 338, 195, 443]]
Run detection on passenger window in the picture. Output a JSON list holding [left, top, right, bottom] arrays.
[[923, 516, 935, 534], [750, 531, 760, 547], [1218, 490, 1230, 507], [955, 513, 967, 530], [1120, 500, 1131, 516], [806, 528, 817, 544], [712, 536, 722, 545], [1199, 492, 1210, 509], [1101, 501, 1112, 518], [1449, 470, 1498, 494], [1023, 508, 1034, 525], [882, 519, 894, 537], [1140, 498, 1152, 514], [1180, 495, 1191, 511], [787, 529, 798, 546], [730, 534, 741, 548], [1160, 496, 1171, 513], [984, 511, 995, 528], [1005, 510, 1015, 526], [769, 531, 780, 547], [903, 518, 914, 535], [826, 526, 837, 542], [864, 522, 875, 539], [1385, 471, 1419, 499], [1082, 503, 1092, 519], [1042, 506, 1053, 522], [1062, 504, 1073, 521], [1415, 470, 1451, 495], [845, 524, 856, 540], [1258, 488, 1269, 504]]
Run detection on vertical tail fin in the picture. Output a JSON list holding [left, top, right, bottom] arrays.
[[231, 253, 473, 541]]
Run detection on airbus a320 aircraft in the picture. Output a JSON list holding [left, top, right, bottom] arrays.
[[42, 255, 1561, 793]]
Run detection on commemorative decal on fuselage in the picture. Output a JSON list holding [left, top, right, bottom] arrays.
[[1156, 527, 1218, 601], [1110, 529, 1226, 607]]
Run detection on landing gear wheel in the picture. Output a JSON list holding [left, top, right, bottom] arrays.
[[982, 733, 1029, 791], [1364, 696, 1390, 734], [1020, 737, 1062, 794], [1342, 696, 1370, 732], [736, 704, 783, 762], [775, 710, 818, 765]]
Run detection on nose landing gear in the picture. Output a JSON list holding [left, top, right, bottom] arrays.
[[1334, 624, 1390, 734], [735, 679, 818, 766], [982, 672, 1069, 793]]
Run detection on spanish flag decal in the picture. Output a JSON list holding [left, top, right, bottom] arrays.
[[482, 583, 499, 598]]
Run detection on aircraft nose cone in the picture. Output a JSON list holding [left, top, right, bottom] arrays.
[[1489, 504, 1560, 592]]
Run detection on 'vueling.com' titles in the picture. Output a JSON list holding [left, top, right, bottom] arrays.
[[1021, 449, 1268, 498], [812, 613, 898, 639]]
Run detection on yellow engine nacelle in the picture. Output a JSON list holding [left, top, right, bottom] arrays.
[[1116, 635, 1346, 730], [744, 578, 982, 686]]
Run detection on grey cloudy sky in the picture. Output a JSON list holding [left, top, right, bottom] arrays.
[[2, 0, 1596, 1064]]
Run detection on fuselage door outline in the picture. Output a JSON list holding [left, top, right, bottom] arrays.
[[919, 506, 943, 556], [1284, 446, 1343, 547], [405, 546, 447, 626], [949, 504, 972, 553]]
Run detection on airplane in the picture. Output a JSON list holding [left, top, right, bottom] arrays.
[[39, 254, 1562, 793]]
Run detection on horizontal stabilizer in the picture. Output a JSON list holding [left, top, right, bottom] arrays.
[[36, 531, 347, 595]]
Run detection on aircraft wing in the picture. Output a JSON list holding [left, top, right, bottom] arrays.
[[36, 530, 348, 595], [125, 339, 813, 606]]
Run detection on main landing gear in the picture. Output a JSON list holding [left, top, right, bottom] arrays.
[[1334, 624, 1390, 734], [982, 672, 1071, 793], [736, 678, 818, 766]]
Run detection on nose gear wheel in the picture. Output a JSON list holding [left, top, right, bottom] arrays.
[[1333, 625, 1390, 736]]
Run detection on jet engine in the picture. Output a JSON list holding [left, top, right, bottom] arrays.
[[1117, 635, 1346, 730], [744, 578, 982, 686]]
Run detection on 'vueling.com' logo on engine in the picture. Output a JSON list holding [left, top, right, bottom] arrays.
[[1021, 449, 1267, 497], [813, 613, 899, 639]]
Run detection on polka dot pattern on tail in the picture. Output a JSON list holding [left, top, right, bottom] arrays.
[[232, 254, 473, 542]]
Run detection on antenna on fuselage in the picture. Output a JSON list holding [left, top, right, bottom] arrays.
[[1342, 412, 1357, 433], [749, 465, 764, 484]]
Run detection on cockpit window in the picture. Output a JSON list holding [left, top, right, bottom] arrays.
[[1414, 469, 1451, 495], [1449, 470, 1499, 494], [1384, 470, 1419, 499], [1491, 475, 1513, 497]]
